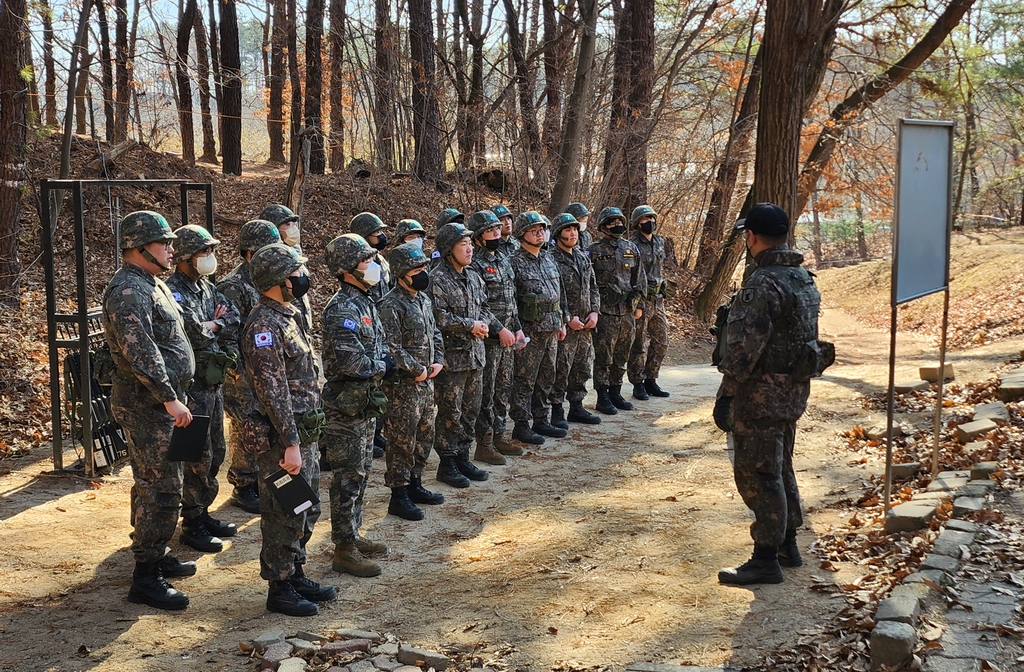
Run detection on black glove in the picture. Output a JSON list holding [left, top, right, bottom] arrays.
[[713, 396, 733, 433], [381, 352, 399, 381]]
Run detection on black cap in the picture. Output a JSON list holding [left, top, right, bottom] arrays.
[[734, 203, 789, 237]]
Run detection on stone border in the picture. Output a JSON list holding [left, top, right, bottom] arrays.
[[245, 629, 453, 672]]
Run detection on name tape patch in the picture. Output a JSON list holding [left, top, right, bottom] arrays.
[[254, 331, 274, 348]]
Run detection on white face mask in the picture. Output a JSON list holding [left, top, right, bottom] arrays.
[[360, 261, 382, 286], [408, 236, 424, 249], [195, 253, 218, 276], [543, 230, 551, 243], [578, 221, 587, 232], [281, 224, 300, 248]]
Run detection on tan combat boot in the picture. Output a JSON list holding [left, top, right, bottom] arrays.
[[354, 535, 389, 557], [493, 431, 524, 456], [474, 432, 507, 465], [332, 542, 382, 577]]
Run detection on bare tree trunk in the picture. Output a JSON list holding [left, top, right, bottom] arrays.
[[177, 0, 198, 166], [206, 0, 223, 148], [146, 1, 180, 110], [0, 0, 28, 309], [193, 8, 218, 162], [40, 0, 58, 127], [408, 0, 442, 182], [287, 0, 302, 138], [855, 196, 867, 258], [810, 188, 822, 263], [95, 0, 116, 142], [328, 0, 346, 170], [502, 0, 542, 183], [305, 0, 326, 173], [114, 0, 130, 141], [466, 0, 485, 168], [373, 0, 396, 169], [75, 51, 93, 136], [268, 0, 287, 162], [220, 0, 243, 175]]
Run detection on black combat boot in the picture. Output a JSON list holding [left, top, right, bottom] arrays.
[[266, 579, 318, 616], [632, 382, 650, 400], [436, 456, 471, 488], [533, 417, 568, 438], [229, 484, 261, 514], [512, 421, 545, 445], [128, 561, 190, 610], [567, 401, 601, 425], [373, 430, 386, 459], [455, 452, 489, 481], [409, 476, 445, 505], [644, 378, 671, 397], [199, 510, 237, 538], [290, 562, 338, 602], [388, 486, 425, 521], [595, 387, 618, 415], [777, 529, 803, 568], [180, 517, 224, 553], [549, 404, 570, 430], [158, 554, 197, 578], [609, 385, 634, 411], [319, 445, 332, 472], [718, 545, 785, 585]]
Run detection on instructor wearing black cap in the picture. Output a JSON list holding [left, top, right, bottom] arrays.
[[713, 202, 830, 586]]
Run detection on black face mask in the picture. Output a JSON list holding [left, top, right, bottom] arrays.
[[288, 274, 310, 299], [371, 233, 388, 250], [409, 270, 430, 291], [484, 237, 501, 251], [639, 221, 655, 235], [607, 224, 626, 238]]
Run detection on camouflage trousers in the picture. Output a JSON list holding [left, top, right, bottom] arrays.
[[383, 379, 434, 488], [322, 409, 375, 545], [511, 330, 558, 423], [111, 382, 183, 564], [593, 312, 635, 388], [433, 367, 483, 458], [255, 432, 321, 581], [223, 385, 259, 489], [476, 340, 513, 436], [731, 418, 803, 548], [628, 297, 669, 384], [552, 328, 594, 405], [181, 382, 226, 518]]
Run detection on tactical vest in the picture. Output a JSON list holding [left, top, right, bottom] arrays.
[[751, 263, 824, 379]]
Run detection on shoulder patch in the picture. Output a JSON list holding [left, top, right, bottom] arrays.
[[362, 315, 372, 325], [343, 318, 358, 331], [254, 331, 274, 348], [171, 292, 183, 303], [431, 250, 440, 258], [740, 288, 756, 304]]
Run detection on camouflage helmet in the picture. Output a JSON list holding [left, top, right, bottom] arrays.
[[250, 243, 307, 292], [119, 210, 177, 250], [435, 222, 473, 258], [551, 213, 581, 239], [259, 204, 299, 227], [325, 233, 376, 276], [238, 219, 282, 253], [171, 224, 220, 264], [490, 204, 513, 220], [565, 202, 590, 221], [467, 210, 501, 239], [512, 211, 547, 239], [436, 208, 465, 228], [394, 219, 426, 242], [631, 204, 658, 228], [388, 241, 430, 279], [597, 206, 627, 229], [350, 212, 386, 239]]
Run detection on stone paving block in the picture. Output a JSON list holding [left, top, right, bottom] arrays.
[[966, 479, 995, 490], [891, 582, 934, 608], [920, 363, 955, 383], [278, 659, 308, 672], [262, 642, 296, 670], [393, 667, 420, 672], [954, 419, 997, 443], [397, 645, 450, 671], [870, 620, 917, 671], [964, 440, 988, 453], [868, 424, 904, 441], [295, 631, 328, 643], [997, 369, 1024, 402], [286, 639, 319, 656], [904, 569, 946, 585], [952, 497, 985, 517], [944, 519, 980, 534], [956, 484, 990, 499], [930, 631, 999, 660], [896, 380, 931, 393], [970, 460, 1000, 479], [920, 553, 959, 573], [962, 586, 1020, 606], [326, 667, 350, 672], [372, 643, 400, 656], [885, 502, 936, 533], [254, 631, 288, 651], [972, 403, 1009, 426], [891, 462, 920, 480], [933, 529, 974, 557], [913, 491, 953, 506], [349, 660, 377, 672], [370, 655, 404, 671], [322, 639, 372, 655], [920, 659, 978, 672], [927, 472, 970, 492], [335, 629, 382, 641], [874, 595, 921, 624]]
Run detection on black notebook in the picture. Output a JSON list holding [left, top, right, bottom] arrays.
[[167, 415, 211, 462], [264, 468, 319, 515]]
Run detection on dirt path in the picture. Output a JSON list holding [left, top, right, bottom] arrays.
[[2, 309, 1023, 672]]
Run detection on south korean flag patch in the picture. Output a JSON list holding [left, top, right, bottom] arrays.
[[254, 331, 274, 348], [343, 318, 358, 331], [431, 250, 440, 259], [171, 292, 183, 303]]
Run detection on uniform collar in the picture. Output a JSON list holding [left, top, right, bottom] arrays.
[[259, 294, 298, 316], [123, 261, 157, 284]]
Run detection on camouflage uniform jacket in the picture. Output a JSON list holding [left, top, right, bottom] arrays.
[[428, 259, 497, 371], [378, 285, 445, 379], [322, 282, 387, 384], [242, 296, 320, 448], [578, 228, 594, 251], [217, 261, 260, 407], [510, 247, 568, 333], [718, 246, 819, 423], [166, 269, 241, 356], [469, 247, 521, 333], [552, 244, 600, 320], [102, 263, 195, 404], [589, 236, 647, 317], [497, 237, 519, 259], [629, 232, 667, 301], [368, 251, 394, 304]]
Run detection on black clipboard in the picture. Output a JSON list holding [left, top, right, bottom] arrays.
[[264, 468, 320, 515], [167, 415, 211, 462]]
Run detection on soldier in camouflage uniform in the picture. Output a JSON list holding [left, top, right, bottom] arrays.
[[627, 205, 671, 401], [564, 202, 594, 250], [467, 210, 524, 463], [166, 225, 241, 553], [102, 211, 195, 611], [590, 207, 647, 415], [430, 208, 465, 267], [218, 219, 282, 514], [428, 222, 499, 487], [509, 212, 569, 445], [549, 213, 601, 426], [379, 243, 447, 522], [490, 204, 519, 258], [393, 219, 427, 250], [260, 204, 315, 336], [243, 243, 336, 616], [715, 204, 827, 585], [320, 234, 396, 577]]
